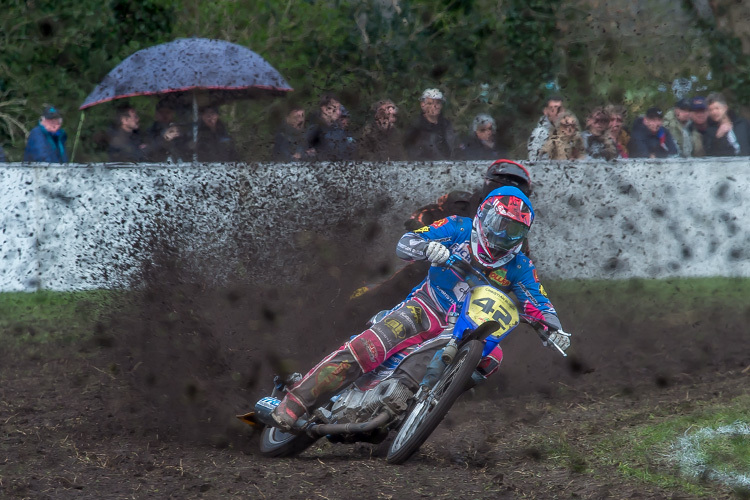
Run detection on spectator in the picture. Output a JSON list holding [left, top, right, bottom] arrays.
[[455, 113, 508, 160], [704, 92, 750, 157], [24, 105, 68, 163], [663, 98, 694, 157], [605, 104, 630, 158], [527, 95, 563, 160], [195, 105, 238, 162], [688, 96, 708, 156], [146, 97, 178, 146], [273, 105, 315, 161], [307, 94, 355, 161], [628, 107, 678, 158], [581, 106, 618, 160], [404, 88, 456, 160], [358, 99, 406, 161], [107, 105, 148, 162], [539, 110, 585, 160], [148, 122, 189, 163], [0, 145, 6, 162]]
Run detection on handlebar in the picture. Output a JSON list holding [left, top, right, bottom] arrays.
[[441, 255, 570, 357], [442, 255, 491, 287]]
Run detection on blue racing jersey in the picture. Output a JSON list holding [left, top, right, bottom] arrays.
[[395, 215, 560, 329]]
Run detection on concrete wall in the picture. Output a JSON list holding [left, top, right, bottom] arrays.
[[1, 158, 748, 291]]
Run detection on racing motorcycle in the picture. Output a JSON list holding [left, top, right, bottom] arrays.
[[237, 255, 570, 464]]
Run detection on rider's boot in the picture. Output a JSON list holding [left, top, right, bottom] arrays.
[[270, 393, 307, 432]]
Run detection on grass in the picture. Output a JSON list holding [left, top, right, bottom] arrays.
[[595, 394, 750, 495], [547, 276, 750, 325], [0, 289, 119, 346]]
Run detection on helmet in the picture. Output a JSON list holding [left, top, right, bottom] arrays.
[[470, 186, 534, 269], [483, 159, 532, 197]]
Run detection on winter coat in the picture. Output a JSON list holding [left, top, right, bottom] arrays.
[[527, 116, 553, 161], [307, 120, 356, 162], [273, 123, 314, 162], [195, 121, 238, 163], [455, 134, 507, 161], [627, 118, 678, 158], [704, 112, 750, 157], [404, 114, 456, 161], [663, 109, 693, 157], [540, 133, 585, 160], [24, 124, 68, 163], [107, 127, 148, 162], [581, 131, 618, 160]]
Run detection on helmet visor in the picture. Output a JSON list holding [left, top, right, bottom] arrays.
[[480, 210, 529, 254]]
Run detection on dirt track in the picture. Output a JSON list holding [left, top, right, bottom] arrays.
[[1, 253, 748, 499]]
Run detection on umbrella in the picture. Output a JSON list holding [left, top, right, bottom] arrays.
[[75, 37, 293, 160]]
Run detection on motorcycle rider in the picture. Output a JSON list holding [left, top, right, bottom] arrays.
[[348, 159, 533, 322], [272, 185, 569, 431]]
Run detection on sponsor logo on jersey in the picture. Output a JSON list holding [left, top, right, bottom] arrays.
[[364, 338, 378, 363], [415, 226, 429, 233], [489, 269, 511, 286], [431, 218, 449, 228], [384, 318, 406, 339], [312, 361, 351, 398], [532, 269, 540, 282], [405, 305, 423, 327], [539, 283, 548, 297]]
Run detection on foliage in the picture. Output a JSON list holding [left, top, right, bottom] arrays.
[[0, 0, 176, 161], [682, 1, 750, 107], [0, 0, 724, 161], [0, 90, 28, 143]]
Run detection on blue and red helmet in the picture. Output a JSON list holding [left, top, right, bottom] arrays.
[[470, 186, 534, 268]]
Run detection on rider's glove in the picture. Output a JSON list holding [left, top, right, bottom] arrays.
[[425, 241, 450, 264], [546, 330, 571, 352]]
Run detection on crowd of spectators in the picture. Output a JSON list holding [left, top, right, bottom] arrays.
[[525, 92, 750, 161], [6, 90, 750, 164]]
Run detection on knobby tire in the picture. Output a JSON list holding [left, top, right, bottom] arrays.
[[386, 340, 484, 464], [259, 425, 318, 457]]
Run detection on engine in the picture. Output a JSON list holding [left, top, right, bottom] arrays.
[[326, 379, 413, 425]]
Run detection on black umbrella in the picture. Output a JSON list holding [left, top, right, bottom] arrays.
[[75, 37, 293, 160]]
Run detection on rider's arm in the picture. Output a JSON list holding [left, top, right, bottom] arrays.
[[395, 216, 461, 261], [507, 255, 562, 330]]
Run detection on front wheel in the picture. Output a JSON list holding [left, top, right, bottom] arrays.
[[386, 340, 484, 464], [259, 425, 318, 457]]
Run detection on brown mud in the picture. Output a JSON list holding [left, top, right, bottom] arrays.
[[1, 237, 748, 499]]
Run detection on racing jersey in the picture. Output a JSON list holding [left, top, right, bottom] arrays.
[[395, 215, 560, 330]]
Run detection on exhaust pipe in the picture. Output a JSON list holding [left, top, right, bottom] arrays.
[[307, 411, 391, 436]]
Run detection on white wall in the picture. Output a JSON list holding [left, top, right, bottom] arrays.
[[2, 158, 749, 291]]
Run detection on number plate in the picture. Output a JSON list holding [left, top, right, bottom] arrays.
[[466, 285, 519, 337]]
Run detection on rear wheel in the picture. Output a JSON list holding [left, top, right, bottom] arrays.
[[259, 425, 318, 457], [386, 340, 484, 464]]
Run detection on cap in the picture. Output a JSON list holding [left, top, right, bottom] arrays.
[[691, 96, 707, 111], [420, 88, 444, 101], [645, 107, 663, 119], [42, 105, 62, 120], [675, 98, 692, 111]]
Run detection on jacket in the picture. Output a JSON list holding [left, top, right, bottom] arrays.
[[704, 112, 750, 157], [404, 114, 456, 161], [24, 124, 68, 163], [627, 118, 678, 158], [394, 203, 558, 332]]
